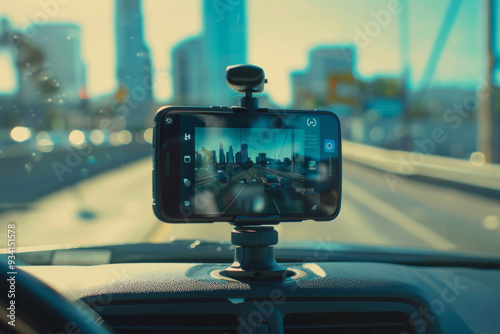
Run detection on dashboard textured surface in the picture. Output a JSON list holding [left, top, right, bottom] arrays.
[[21, 262, 500, 333]]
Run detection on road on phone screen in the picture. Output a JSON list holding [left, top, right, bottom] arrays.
[[2, 156, 500, 257], [194, 166, 305, 215]]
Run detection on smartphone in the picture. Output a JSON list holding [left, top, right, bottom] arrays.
[[153, 106, 341, 223]]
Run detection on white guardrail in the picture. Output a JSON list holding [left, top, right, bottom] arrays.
[[342, 140, 500, 193]]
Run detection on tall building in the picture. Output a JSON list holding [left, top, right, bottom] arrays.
[[210, 150, 217, 163], [115, 0, 152, 128], [172, 0, 247, 106], [219, 142, 225, 164], [241, 143, 248, 165], [5, 23, 88, 129], [195, 151, 202, 168], [292, 46, 357, 111], [171, 37, 205, 105], [228, 145, 234, 162], [258, 153, 267, 164], [201, 0, 247, 105], [17, 24, 87, 108]]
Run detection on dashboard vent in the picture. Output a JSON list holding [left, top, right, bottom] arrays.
[[283, 311, 415, 334], [102, 313, 239, 334]]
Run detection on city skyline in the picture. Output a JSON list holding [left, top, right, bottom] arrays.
[[195, 127, 305, 164], [200, 142, 298, 165], [0, 0, 493, 106]]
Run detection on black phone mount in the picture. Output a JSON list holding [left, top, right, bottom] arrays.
[[219, 65, 290, 281], [226, 64, 267, 109]]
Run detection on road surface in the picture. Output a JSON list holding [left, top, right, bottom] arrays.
[[0, 143, 151, 207], [1, 157, 500, 257], [194, 166, 305, 215]]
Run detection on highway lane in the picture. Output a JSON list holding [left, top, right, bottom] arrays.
[[0, 143, 151, 208], [1, 156, 500, 257], [194, 166, 305, 215], [340, 162, 500, 253], [0, 158, 158, 247]]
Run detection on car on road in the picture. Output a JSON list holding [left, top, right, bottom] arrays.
[[262, 174, 281, 190], [215, 169, 230, 183]]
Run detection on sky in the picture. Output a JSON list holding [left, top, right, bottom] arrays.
[[0, 0, 497, 106]]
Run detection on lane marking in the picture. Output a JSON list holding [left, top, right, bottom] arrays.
[[273, 200, 281, 214], [222, 167, 256, 213], [343, 178, 456, 250]]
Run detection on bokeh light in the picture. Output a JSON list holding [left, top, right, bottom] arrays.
[[10, 126, 32, 142], [470, 151, 486, 167], [89, 129, 105, 145], [109, 132, 121, 146], [69, 130, 86, 147], [117, 130, 132, 145], [143, 128, 153, 143], [35, 131, 54, 152]]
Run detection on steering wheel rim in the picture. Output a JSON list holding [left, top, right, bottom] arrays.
[[0, 255, 111, 334]]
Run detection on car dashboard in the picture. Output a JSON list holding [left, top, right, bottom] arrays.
[[20, 260, 500, 334]]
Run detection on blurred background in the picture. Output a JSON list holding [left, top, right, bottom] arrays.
[[0, 0, 499, 254]]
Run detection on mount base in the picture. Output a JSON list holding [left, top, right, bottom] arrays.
[[220, 226, 288, 281]]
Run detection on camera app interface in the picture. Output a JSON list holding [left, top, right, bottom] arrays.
[[177, 113, 338, 216]]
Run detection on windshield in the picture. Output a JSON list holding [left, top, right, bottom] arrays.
[[1, 0, 499, 258]]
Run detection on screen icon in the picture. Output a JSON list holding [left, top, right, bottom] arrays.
[[306, 118, 317, 127], [324, 139, 335, 152], [184, 200, 190, 207], [311, 204, 318, 211], [165, 117, 173, 124], [184, 156, 191, 163], [308, 160, 317, 170], [183, 178, 191, 187], [184, 133, 191, 141]]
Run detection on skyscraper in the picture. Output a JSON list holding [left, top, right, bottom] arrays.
[[115, 0, 152, 128], [241, 143, 248, 166], [219, 142, 225, 164], [7, 23, 87, 129], [17, 24, 87, 108], [202, 0, 247, 105], [171, 37, 205, 105], [172, 0, 247, 106], [228, 145, 234, 162]]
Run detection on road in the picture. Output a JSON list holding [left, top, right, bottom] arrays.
[[194, 166, 305, 215], [1, 156, 500, 257], [0, 143, 151, 208]]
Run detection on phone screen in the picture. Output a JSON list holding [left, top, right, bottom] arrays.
[[153, 107, 341, 223]]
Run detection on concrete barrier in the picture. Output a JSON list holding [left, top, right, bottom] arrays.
[[342, 140, 500, 193]]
